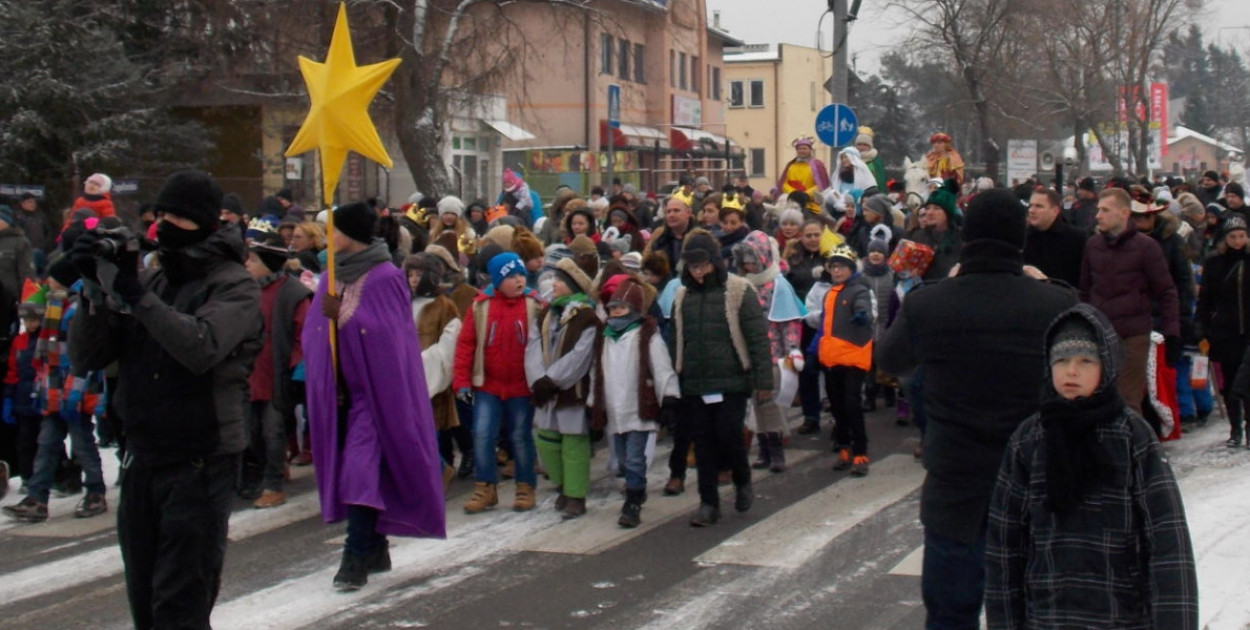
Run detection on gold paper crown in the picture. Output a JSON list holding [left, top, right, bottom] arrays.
[[247, 217, 278, 235], [721, 195, 745, 212]]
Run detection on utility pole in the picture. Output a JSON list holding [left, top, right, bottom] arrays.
[[829, 0, 849, 107]]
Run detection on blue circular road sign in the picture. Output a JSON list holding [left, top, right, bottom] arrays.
[[815, 104, 859, 147]]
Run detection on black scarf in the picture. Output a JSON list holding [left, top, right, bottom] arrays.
[[839, 166, 855, 183], [1038, 385, 1121, 514]]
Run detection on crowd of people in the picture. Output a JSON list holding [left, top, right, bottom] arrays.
[[0, 127, 1242, 627]]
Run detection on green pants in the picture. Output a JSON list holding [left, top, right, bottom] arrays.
[[535, 429, 591, 499]]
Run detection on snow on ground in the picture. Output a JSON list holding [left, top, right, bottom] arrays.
[[1165, 418, 1250, 630]]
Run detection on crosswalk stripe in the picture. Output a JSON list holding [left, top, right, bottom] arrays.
[[694, 454, 924, 568], [888, 545, 924, 576], [508, 448, 822, 555]]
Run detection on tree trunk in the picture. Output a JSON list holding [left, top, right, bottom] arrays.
[[975, 99, 999, 183], [396, 105, 453, 197]]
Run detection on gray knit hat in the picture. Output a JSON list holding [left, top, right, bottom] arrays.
[[1048, 317, 1100, 365]]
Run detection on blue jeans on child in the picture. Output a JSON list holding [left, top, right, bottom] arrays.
[[472, 391, 536, 486], [613, 431, 650, 492], [28, 413, 106, 503], [1175, 354, 1214, 420]]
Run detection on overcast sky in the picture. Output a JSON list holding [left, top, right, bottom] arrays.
[[706, 0, 1250, 77]]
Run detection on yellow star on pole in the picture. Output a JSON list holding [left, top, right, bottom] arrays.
[[285, 2, 401, 207]]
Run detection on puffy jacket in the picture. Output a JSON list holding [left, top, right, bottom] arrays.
[[811, 275, 874, 370], [1145, 212, 1195, 337], [670, 269, 772, 396], [1079, 228, 1180, 339], [453, 289, 543, 399], [70, 226, 263, 467]]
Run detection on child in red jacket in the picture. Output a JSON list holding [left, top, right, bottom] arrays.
[[454, 252, 544, 514]]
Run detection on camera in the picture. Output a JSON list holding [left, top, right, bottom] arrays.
[[91, 226, 139, 259]]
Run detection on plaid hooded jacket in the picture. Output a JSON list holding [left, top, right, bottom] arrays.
[[986, 304, 1197, 630]]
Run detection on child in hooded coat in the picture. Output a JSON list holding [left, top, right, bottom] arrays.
[[986, 304, 1197, 630]]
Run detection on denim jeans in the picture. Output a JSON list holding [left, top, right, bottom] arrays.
[[28, 413, 106, 503], [614, 431, 651, 492], [1175, 354, 1214, 419], [922, 527, 987, 630], [345, 504, 386, 557], [472, 391, 536, 486]]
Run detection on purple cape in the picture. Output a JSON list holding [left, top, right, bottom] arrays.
[[303, 262, 447, 539]]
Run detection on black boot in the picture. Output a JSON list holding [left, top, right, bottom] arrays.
[[333, 550, 369, 591], [689, 503, 721, 527], [619, 489, 644, 528], [366, 541, 391, 573], [797, 417, 820, 435], [751, 434, 771, 470], [767, 433, 786, 473], [734, 483, 754, 513], [883, 387, 896, 408]]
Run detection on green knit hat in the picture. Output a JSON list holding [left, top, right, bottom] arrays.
[[925, 180, 959, 222]]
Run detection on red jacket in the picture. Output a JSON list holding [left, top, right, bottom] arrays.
[[453, 290, 543, 399]]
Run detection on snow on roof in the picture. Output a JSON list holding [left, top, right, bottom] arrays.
[[1170, 125, 1243, 154], [724, 43, 779, 63]]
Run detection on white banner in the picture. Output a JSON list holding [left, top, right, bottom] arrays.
[[1006, 139, 1038, 185]]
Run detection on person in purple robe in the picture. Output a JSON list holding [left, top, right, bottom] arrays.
[[303, 201, 447, 592]]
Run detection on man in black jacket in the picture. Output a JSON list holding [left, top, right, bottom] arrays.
[[69, 170, 262, 630], [1023, 187, 1086, 287], [877, 188, 1078, 630]]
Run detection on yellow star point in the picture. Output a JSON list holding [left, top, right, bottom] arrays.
[[285, 2, 401, 206]]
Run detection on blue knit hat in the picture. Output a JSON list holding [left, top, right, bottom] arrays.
[[488, 252, 526, 288]]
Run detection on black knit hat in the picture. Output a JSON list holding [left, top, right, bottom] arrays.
[[221, 193, 244, 217], [153, 170, 222, 230], [681, 231, 721, 266], [334, 201, 376, 244], [1227, 182, 1245, 199], [1203, 170, 1221, 183], [1077, 177, 1097, 192], [962, 188, 1027, 249]]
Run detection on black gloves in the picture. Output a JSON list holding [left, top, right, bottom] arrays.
[[1164, 335, 1182, 367], [112, 248, 144, 306], [69, 231, 99, 281], [530, 376, 559, 407]]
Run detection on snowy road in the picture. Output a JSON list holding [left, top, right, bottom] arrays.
[[1, 407, 1247, 629]]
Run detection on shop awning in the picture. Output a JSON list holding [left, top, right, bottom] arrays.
[[483, 119, 536, 142], [600, 120, 670, 149], [670, 126, 736, 153]]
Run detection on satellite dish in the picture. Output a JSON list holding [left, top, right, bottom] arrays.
[[1040, 152, 1056, 171]]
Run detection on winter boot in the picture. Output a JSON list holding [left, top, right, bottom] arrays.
[[456, 452, 474, 480], [797, 417, 820, 435], [883, 387, 897, 408], [767, 433, 786, 473], [850, 455, 871, 477], [74, 493, 108, 518], [689, 503, 721, 527], [663, 477, 685, 496], [441, 463, 456, 492], [833, 448, 852, 472], [561, 496, 586, 520], [253, 490, 287, 509], [734, 483, 754, 513], [463, 482, 498, 514], [2, 496, 48, 522], [367, 542, 392, 574], [751, 434, 771, 470], [554, 487, 568, 512], [619, 489, 645, 528], [1229, 425, 1244, 448], [513, 482, 536, 512], [332, 551, 369, 591]]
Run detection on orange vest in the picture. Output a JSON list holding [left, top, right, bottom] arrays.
[[818, 284, 873, 370]]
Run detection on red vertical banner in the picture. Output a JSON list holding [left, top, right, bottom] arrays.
[[1151, 82, 1169, 157]]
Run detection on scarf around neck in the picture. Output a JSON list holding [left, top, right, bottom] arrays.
[[1039, 386, 1121, 514], [335, 239, 392, 285]]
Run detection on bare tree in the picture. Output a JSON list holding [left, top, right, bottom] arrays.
[[1115, 0, 1192, 174], [889, 0, 1025, 182]]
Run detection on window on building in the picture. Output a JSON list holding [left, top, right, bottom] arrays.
[[679, 51, 688, 90], [729, 80, 744, 108], [601, 33, 613, 74], [712, 67, 722, 100], [691, 55, 700, 95], [634, 43, 645, 83], [670, 50, 676, 87], [619, 39, 631, 80], [749, 79, 765, 108], [750, 148, 766, 177]]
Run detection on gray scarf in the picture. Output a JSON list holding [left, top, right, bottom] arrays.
[[335, 239, 392, 285]]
